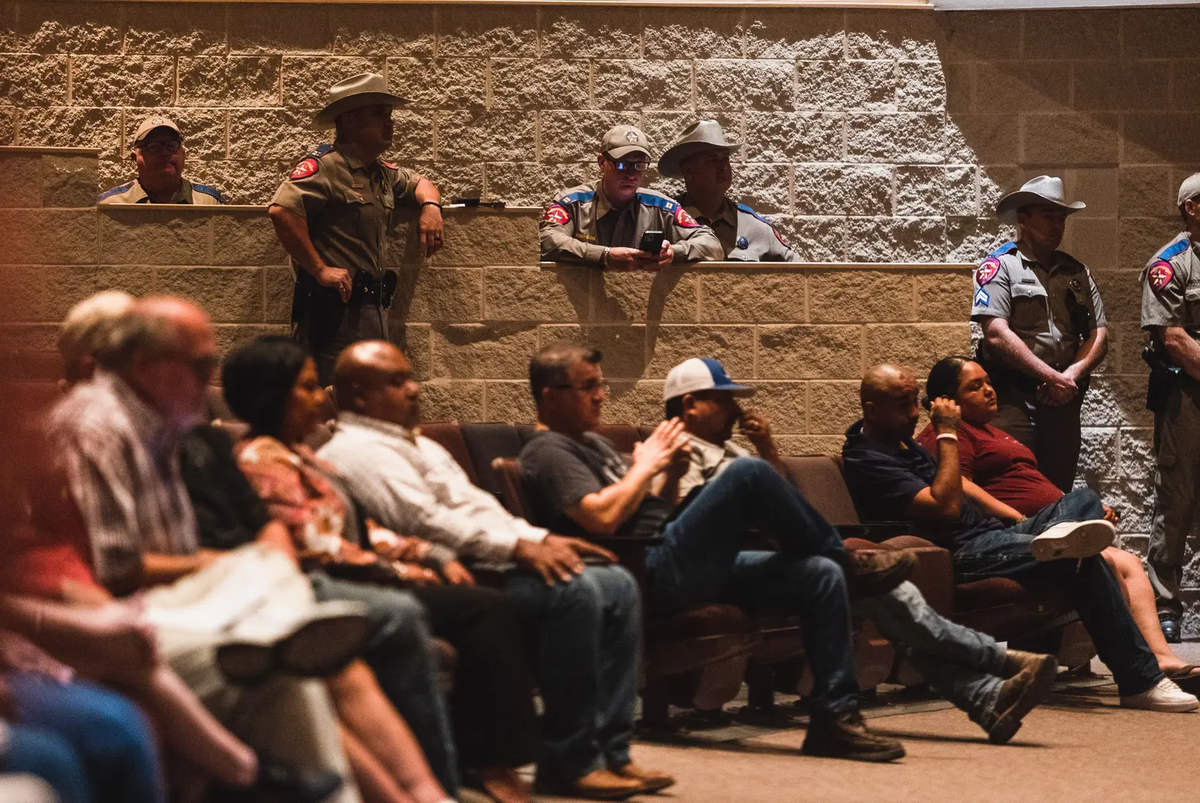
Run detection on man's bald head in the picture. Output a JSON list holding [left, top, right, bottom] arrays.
[[860, 363, 921, 443], [332, 339, 421, 429]]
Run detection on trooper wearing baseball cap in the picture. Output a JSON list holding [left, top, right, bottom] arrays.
[[660, 120, 798, 262], [268, 72, 445, 384], [664, 357, 1064, 746], [1140, 171, 1200, 643], [99, 114, 226, 205], [539, 124, 723, 270], [971, 175, 1108, 494]]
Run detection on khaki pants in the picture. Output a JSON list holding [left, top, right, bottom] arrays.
[[143, 545, 360, 803], [1147, 381, 1200, 617]]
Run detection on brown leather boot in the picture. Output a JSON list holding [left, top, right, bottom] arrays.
[[843, 549, 916, 598], [536, 769, 644, 800], [613, 761, 676, 793], [801, 711, 906, 762], [984, 650, 1058, 744]]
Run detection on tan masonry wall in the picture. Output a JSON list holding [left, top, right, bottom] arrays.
[[2, 2, 1199, 630]]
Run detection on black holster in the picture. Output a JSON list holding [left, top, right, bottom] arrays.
[[1144, 346, 1181, 413]]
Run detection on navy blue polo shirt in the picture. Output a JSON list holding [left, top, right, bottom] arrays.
[[841, 421, 1002, 550]]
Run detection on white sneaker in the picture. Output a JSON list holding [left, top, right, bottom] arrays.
[[1030, 519, 1115, 562], [1120, 678, 1200, 713]]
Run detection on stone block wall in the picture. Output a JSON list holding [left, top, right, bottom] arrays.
[[3, 3, 1200, 631]]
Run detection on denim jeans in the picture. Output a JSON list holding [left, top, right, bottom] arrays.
[[952, 488, 1162, 697], [3, 673, 164, 803], [856, 582, 1006, 723], [646, 457, 859, 715], [309, 573, 459, 793], [504, 565, 640, 782]]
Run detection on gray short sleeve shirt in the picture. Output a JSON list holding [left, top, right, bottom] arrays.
[[680, 196, 799, 262], [1141, 232, 1200, 338]]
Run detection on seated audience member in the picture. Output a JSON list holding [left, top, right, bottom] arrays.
[[539, 125, 724, 268], [659, 120, 797, 261], [317, 340, 673, 800], [842, 364, 1198, 713], [99, 115, 225, 205], [663, 357, 1057, 742], [914, 356, 1200, 689], [519, 342, 911, 762], [46, 295, 376, 802], [221, 336, 542, 803]]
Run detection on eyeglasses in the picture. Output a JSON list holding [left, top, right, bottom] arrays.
[[138, 140, 183, 156], [604, 156, 649, 174], [549, 379, 610, 396]]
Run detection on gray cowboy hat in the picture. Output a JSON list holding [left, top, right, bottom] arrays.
[[312, 73, 407, 131], [657, 120, 741, 179], [995, 175, 1086, 225]]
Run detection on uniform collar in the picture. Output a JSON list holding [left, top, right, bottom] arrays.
[[595, 181, 637, 219], [129, 178, 192, 204], [334, 142, 378, 172], [1016, 245, 1076, 274], [679, 193, 736, 228]]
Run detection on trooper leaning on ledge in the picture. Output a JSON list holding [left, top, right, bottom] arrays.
[[268, 72, 445, 384], [98, 114, 226, 205], [660, 120, 798, 262], [539, 124, 724, 270]]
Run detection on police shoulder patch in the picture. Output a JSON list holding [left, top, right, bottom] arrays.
[[976, 257, 1001, 287], [674, 205, 699, 228], [974, 288, 990, 308], [1148, 260, 1175, 291], [543, 204, 570, 225], [289, 158, 319, 180], [381, 160, 399, 170]]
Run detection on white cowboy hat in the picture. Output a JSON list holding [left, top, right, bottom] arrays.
[[312, 73, 407, 131], [995, 175, 1086, 224]]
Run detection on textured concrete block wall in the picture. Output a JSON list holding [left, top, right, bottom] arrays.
[[3, 2, 1200, 631]]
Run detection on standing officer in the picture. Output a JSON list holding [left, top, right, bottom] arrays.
[[540, 124, 723, 269], [1140, 172, 1200, 644], [971, 176, 1108, 492], [269, 73, 445, 384], [659, 120, 797, 262], [99, 115, 225, 204]]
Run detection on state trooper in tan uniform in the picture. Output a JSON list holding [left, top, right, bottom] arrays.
[[269, 73, 444, 383], [99, 115, 225, 205], [659, 120, 798, 262], [540, 125, 723, 269], [1140, 172, 1200, 643], [971, 176, 1108, 492]]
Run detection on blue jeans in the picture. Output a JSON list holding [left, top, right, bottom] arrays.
[[309, 573, 459, 793], [646, 457, 859, 715], [505, 565, 640, 783], [856, 582, 1006, 723], [2, 674, 164, 803], [952, 488, 1162, 697]]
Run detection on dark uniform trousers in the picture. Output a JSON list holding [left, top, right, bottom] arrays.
[[990, 373, 1088, 494], [1147, 378, 1200, 615], [293, 276, 386, 385]]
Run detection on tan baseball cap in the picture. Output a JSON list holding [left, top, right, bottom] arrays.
[[1178, 172, 1200, 208], [131, 114, 181, 146], [601, 125, 650, 160]]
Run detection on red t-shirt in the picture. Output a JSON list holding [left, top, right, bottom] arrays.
[[915, 420, 1063, 517]]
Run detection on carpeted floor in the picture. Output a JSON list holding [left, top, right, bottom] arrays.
[[535, 643, 1200, 802]]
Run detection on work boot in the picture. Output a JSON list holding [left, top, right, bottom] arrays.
[[983, 650, 1058, 744], [535, 769, 645, 800], [843, 549, 916, 598], [801, 711, 906, 762], [613, 760, 676, 793]]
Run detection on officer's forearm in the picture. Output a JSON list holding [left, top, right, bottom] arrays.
[[1069, 327, 1108, 377], [540, 226, 604, 264], [413, 177, 440, 206], [1162, 326, 1200, 380], [982, 321, 1059, 381], [269, 204, 326, 278], [672, 231, 725, 263]]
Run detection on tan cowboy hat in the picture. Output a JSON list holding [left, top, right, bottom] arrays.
[[312, 73, 407, 130], [995, 175, 1086, 224], [657, 120, 741, 179]]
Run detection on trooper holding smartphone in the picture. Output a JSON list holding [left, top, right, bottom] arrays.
[[539, 124, 724, 269]]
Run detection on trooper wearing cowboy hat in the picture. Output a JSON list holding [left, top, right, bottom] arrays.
[[971, 175, 1108, 493], [660, 120, 797, 262], [540, 124, 723, 269], [1139, 172, 1200, 643], [269, 72, 445, 383], [99, 114, 225, 205]]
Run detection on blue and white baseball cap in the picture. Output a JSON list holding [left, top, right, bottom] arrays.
[[663, 357, 755, 402]]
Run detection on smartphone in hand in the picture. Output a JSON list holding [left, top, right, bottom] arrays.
[[638, 229, 665, 254]]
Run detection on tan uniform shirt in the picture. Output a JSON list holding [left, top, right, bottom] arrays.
[[98, 177, 225, 205], [971, 240, 1106, 371], [540, 180, 724, 265], [270, 143, 421, 279], [679, 195, 798, 262], [1141, 232, 1200, 342]]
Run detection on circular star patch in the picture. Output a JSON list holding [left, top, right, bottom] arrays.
[[975, 257, 1001, 286], [675, 206, 699, 228], [1148, 260, 1175, 291], [289, 158, 319, 180], [543, 204, 570, 225]]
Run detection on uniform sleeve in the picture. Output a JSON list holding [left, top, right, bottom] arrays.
[[665, 206, 725, 262], [539, 201, 606, 264], [971, 257, 1013, 321], [391, 167, 422, 208], [1085, 268, 1106, 330], [1142, 256, 1188, 329], [270, 157, 334, 219], [765, 222, 800, 263]]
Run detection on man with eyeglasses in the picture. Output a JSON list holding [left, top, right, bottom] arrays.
[[540, 125, 723, 269], [99, 115, 226, 205], [660, 120, 798, 262]]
